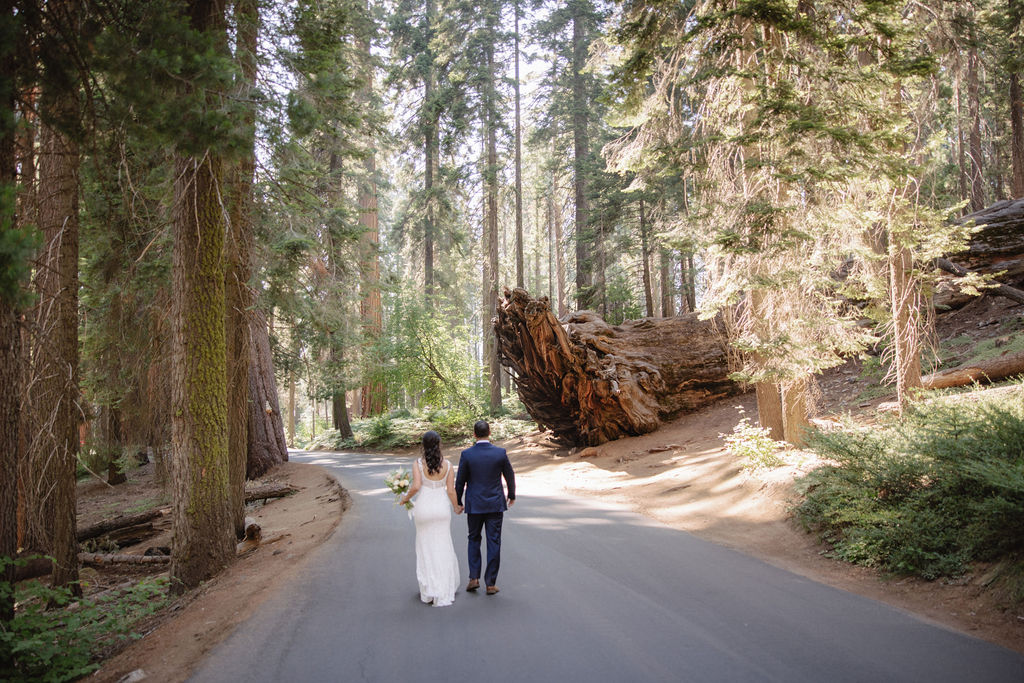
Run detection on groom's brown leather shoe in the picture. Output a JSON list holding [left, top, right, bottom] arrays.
[[486, 586, 499, 595], [466, 579, 480, 592]]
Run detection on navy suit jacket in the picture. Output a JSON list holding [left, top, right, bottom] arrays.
[[456, 441, 515, 515]]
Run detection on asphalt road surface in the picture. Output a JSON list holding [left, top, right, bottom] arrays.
[[189, 451, 1024, 683]]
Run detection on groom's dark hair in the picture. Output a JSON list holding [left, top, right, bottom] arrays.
[[474, 420, 490, 439]]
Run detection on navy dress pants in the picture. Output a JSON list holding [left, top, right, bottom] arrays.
[[467, 511, 503, 587]]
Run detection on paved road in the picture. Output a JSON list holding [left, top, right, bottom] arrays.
[[190, 451, 1024, 683]]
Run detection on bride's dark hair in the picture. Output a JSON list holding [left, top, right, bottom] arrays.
[[422, 430, 442, 475]]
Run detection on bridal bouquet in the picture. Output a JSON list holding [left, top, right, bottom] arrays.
[[385, 468, 414, 510]]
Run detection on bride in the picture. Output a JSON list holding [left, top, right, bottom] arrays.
[[399, 431, 461, 606]]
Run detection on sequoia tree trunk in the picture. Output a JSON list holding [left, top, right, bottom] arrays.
[[1010, 72, 1024, 198], [1, 0, 19, 625], [27, 48, 81, 592], [495, 289, 740, 446], [169, 0, 235, 594], [247, 308, 288, 478], [225, 0, 258, 537]]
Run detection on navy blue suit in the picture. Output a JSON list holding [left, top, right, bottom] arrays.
[[456, 440, 515, 587]]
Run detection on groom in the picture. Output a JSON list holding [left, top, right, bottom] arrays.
[[455, 420, 515, 596]]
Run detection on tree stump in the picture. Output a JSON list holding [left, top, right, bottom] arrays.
[[495, 288, 742, 446]]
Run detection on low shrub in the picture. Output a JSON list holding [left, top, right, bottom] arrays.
[[722, 416, 784, 469], [0, 563, 170, 682], [795, 386, 1024, 580]]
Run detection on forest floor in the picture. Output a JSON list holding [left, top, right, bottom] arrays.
[[84, 462, 348, 682], [84, 295, 1024, 681]]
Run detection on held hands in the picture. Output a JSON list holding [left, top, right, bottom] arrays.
[[507, 497, 515, 507], [455, 505, 464, 515]]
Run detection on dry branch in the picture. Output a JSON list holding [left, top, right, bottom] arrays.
[[245, 484, 298, 503], [922, 350, 1024, 390], [495, 288, 741, 446]]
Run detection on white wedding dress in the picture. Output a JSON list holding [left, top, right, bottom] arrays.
[[411, 458, 460, 606]]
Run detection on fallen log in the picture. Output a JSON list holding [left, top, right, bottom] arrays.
[[495, 288, 741, 446], [12, 556, 55, 582], [955, 198, 1024, 267], [245, 483, 298, 503], [922, 350, 1024, 390], [78, 552, 171, 567], [104, 523, 158, 548], [76, 508, 166, 542], [935, 258, 1024, 306]]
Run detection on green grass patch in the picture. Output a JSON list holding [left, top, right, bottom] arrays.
[[1, 566, 170, 682], [795, 385, 1024, 582]]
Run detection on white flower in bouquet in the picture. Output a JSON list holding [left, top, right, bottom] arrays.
[[385, 468, 414, 510]]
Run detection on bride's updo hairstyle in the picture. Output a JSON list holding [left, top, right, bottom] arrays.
[[422, 430, 442, 475]]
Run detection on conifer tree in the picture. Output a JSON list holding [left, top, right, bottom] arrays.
[[0, 0, 25, 631], [24, 0, 82, 590]]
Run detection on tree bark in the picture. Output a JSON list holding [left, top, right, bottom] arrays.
[[890, 241, 923, 410], [330, 344, 354, 439], [248, 309, 288, 478], [571, 8, 592, 310], [514, 0, 524, 289], [1, 0, 20, 627], [547, 174, 555, 303], [921, 350, 1024, 390], [170, 0, 235, 593], [1010, 71, 1024, 198], [287, 365, 296, 447], [78, 509, 165, 542], [225, 0, 258, 539], [244, 483, 298, 503], [781, 375, 811, 447], [659, 247, 674, 317], [552, 152, 567, 317], [27, 16, 81, 590], [423, 0, 437, 302], [357, 51, 384, 416], [968, 41, 985, 212], [484, 36, 501, 411], [638, 199, 654, 318], [171, 139, 235, 592], [495, 288, 740, 446], [79, 552, 171, 567]]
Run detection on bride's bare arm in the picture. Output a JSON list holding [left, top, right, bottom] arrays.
[[445, 462, 461, 512]]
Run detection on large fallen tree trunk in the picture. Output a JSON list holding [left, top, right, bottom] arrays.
[[935, 258, 1024, 306], [956, 198, 1024, 267], [76, 508, 166, 542], [495, 288, 741, 446], [922, 350, 1024, 390]]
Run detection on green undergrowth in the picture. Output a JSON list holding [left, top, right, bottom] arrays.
[[722, 414, 784, 469], [795, 384, 1024, 591], [303, 406, 537, 452], [0, 564, 170, 682]]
